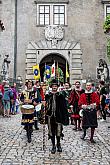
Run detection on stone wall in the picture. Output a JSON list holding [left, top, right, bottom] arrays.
[[0, 0, 108, 81], [0, 0, 15, 78]]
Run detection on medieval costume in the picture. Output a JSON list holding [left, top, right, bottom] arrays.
[[20, 80, 41, 142], [68, 86, 84, 130], [60, 86, 72, 113], [99, 81, 107, 121], [20, 88, 35, 125], [45, 80, 69, 154], [78, 87, 100, 143], [21, 87, 42, 125]]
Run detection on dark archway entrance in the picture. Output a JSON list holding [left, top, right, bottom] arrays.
[[39, 53, 69, 82]]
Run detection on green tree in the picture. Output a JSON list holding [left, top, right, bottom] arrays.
[[103, 15, 110, 33], [107, 39, 110, 62]]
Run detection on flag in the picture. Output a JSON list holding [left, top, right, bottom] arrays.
[[51, 62, 55, 77], [58, 67, 63, 77], [57, 62, 59, 79], [44, 64, 46, 82], [66, 61, 69, 79], [45, 65, 51, 79], [33, 64, 40, 80], [57, 62, 59, 84]]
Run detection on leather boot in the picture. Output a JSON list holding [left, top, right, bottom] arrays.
[[78, 119, 82, 131], [57, 143, 62, 152], [57, 136, 62, 152], [73, 119, 77, 130], [51, 135, 56, 154], [34, 120, 39, 130], [90, 128, 96, 143], [81, 129, 86, 140], [51, 146, 56, 154]]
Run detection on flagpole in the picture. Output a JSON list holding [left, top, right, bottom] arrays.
[[57, 61, 59, 85], [54, 60, 55, 79], [44, 63, 46, 82], [38, 63, 41, 82], [66, 61, 67, 82]]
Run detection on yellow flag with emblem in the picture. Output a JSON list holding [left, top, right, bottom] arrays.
[[33, 64, 40, 80], [66, 61, 69, 79]]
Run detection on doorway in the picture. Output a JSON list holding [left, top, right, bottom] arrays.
[[39, 53, 69, 82]]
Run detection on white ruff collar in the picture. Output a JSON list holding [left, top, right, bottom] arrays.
[[75, 87, 82, 91], [64, 88, 71, 91], [85, 90, 92, 93]]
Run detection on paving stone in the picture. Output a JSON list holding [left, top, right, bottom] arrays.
[[0, 114, 110, 164]]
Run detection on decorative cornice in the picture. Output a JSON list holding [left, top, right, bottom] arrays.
[[34, 0, 69, 4], [26, 40, 81, 51], [101, 0, 110, 4]]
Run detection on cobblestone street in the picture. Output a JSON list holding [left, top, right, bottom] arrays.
[[0, 114, 110, 165]]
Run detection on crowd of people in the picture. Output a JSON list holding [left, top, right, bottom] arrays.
[[0, 80, 19, 117], [0, 79, 110, 154]]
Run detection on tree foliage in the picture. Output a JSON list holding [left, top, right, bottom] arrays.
[[103, 15, 110, 33], [107, 39, 110, 62]]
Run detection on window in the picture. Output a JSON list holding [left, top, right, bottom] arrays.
[[39, 5, 50, 25], [104, 4, 110, 19], [106, 6, 110, 17], [37, 4, 67, 26], [53, 5, 65, 25]]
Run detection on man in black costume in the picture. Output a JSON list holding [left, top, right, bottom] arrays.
[[45, 79, 69, 154]]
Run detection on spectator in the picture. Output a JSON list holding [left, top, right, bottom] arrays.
[[99, 81, 107, 121], [3, 82, 13, 117], [0, 89, 3, 115], [10, 83, 17, 114]]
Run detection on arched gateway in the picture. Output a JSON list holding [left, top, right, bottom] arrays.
[[25, 26, 83, 84], [40, 53, 68, 82]]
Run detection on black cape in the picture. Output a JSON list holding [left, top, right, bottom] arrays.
[[45, 92, 69, 126]]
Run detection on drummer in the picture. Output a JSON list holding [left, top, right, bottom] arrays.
[[20, 80, 35, 103], [20, 80, 35, 131], [20, 80, 40, 130]]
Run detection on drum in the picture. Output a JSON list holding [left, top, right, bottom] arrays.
[[21, 105, 34, 125], [21, 105, 34, 114]]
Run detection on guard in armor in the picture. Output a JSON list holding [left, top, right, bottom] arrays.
[[45, 79, 69, 154], [78, 82, 100, 143]]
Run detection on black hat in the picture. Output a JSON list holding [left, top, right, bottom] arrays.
[[50, 79, 59, 87]]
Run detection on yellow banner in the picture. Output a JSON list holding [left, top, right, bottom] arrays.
[[66, 61, 69, 78], [33, 64, 40, 80]]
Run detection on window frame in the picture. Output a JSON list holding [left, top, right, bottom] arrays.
[[36, 3, 67, 26], [53, 5, 65, 25], [39, 5, 50, 25], [104, 4, 110, 19]]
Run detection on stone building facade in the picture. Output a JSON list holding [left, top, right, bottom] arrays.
[[0, 0, 110, 84]]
